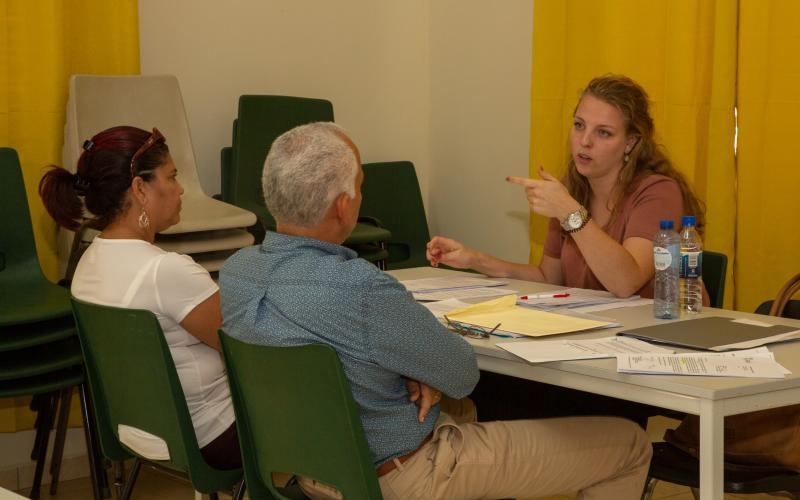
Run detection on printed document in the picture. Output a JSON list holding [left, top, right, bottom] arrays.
[[617, 352, 789, 378], [497, 336, 674, 363]]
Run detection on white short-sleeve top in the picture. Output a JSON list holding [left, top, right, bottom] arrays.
[[71, 237, 234, 449]]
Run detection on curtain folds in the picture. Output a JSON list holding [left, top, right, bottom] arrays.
[[530, 0, 739, 308], [0, 0, 139, 432], [735, 0, 800, 312]]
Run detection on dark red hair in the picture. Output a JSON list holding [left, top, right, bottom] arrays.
[[39, 126, 169, 230]]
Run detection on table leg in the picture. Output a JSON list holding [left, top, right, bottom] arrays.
[[698, 399, 724, 500]]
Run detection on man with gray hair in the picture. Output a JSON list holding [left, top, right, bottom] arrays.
[[220, 122, 651, 499]]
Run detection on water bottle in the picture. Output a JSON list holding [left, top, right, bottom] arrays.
[[680, 215, 703, 314], [653, 220, 680, 319]]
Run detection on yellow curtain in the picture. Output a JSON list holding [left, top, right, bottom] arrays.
[[0, 0, 139, 431], [736, 0, 800, 312], [530, 0, 738, 308]]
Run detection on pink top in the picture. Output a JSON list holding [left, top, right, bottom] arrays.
[[543, 174, 684, 299]]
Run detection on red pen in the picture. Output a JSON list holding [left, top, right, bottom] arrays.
[[519, 293, 570, 300]]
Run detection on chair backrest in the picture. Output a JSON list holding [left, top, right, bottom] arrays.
[[64, 75, 204, 193], [702, 250, 728, 308], [230, 95, 334, 229], [219, 331, 382, 500], [0, 148, 72, 326], [71, 298, 241, 492], [360, 161, 430, 269], [755, 273, 800, 319], [0, 148, 46, 281]]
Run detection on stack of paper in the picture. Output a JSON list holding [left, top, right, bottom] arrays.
[[444, 295, 613, 338], [400, 276, 517, 301], [497, 336, 674, 363], [617, 347, 791, 378], [518, 288, 649, 313]]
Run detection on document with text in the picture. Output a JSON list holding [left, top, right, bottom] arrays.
[[617, 352, 789, 378]]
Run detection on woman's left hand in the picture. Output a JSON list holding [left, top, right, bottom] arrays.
[[507, 166, 581, 220]]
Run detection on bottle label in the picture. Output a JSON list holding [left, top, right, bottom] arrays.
[[653, 247, 672, 271], [680, 251, 702, 278]]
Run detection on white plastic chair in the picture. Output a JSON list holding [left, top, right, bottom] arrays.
[[58, 75, 257, 276]]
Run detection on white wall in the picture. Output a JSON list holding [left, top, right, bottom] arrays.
[[429, 1, 532, 262], [139, 0, 533, 262]]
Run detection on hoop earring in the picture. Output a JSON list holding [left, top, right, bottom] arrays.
[[138, 209, 150, 229]]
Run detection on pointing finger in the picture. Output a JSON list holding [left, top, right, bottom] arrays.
[[506, 176, 538, 187]]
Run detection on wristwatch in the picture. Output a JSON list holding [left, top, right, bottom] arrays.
[[560, 206, 591, 233]]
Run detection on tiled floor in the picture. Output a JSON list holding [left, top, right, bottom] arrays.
[[12, 417, 791, 499]]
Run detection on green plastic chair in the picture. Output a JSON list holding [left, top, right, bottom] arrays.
[[1, 147, 105, 499], [71, 298, 244, 500], [227, 95, 390, 265], [0, 148, 72, 325], [702, 250, 728, 308], [360, 161, 431, 269], [219, 331, 383, 500]]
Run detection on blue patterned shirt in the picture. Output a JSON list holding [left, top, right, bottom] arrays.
[[220, 231, 479, 466]]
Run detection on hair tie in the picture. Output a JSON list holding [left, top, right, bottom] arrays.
[[82, 140, 94, 151], [73, 174, 91, 195]]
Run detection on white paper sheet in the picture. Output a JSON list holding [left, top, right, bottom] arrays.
[[413, 287, 518, 302], [617, 353, 789, 378], [497, 336, 673, 363], [421, 298, 473, 318], [400, 276, 507, 293]]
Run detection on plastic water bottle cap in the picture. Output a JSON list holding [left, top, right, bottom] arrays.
[[681, 215, 696, 227], [660, 220, 674, 230]]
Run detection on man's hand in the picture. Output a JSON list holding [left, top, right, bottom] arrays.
[[406, 379, 442, 423]]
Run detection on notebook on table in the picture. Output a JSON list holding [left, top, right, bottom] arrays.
[[617, 316, 800, 351]]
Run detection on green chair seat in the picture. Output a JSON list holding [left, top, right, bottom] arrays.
[[0, 337, 83, 380], [220, 332, 383, 500], [0, 366, 85, 398], [0, 316, 76, 352]]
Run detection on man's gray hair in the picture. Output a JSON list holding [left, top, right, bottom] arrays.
[[263, 122, 359, 228]]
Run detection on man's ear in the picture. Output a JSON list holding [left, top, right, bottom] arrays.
[[333, 192, 350, 221]]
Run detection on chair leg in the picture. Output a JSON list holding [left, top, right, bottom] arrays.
[[640, 477, 658, 500], [79, 383, 106, 499], [29, 394, 50, 461], [113, 461, 126, 500], [49, 388, 73, 494], [120, 459, 141, 500], [233, 479, 246, 500], [29, 393, 58, 500]]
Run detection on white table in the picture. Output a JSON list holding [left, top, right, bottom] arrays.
[[389, 267, 800, 500]]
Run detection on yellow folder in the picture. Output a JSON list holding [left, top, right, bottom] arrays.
[[446, 295, 612, 338]]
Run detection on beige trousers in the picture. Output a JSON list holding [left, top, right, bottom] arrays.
[[377, 413, 652, 500]]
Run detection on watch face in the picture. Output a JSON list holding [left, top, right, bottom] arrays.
[[568, 212, 582, 229]]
